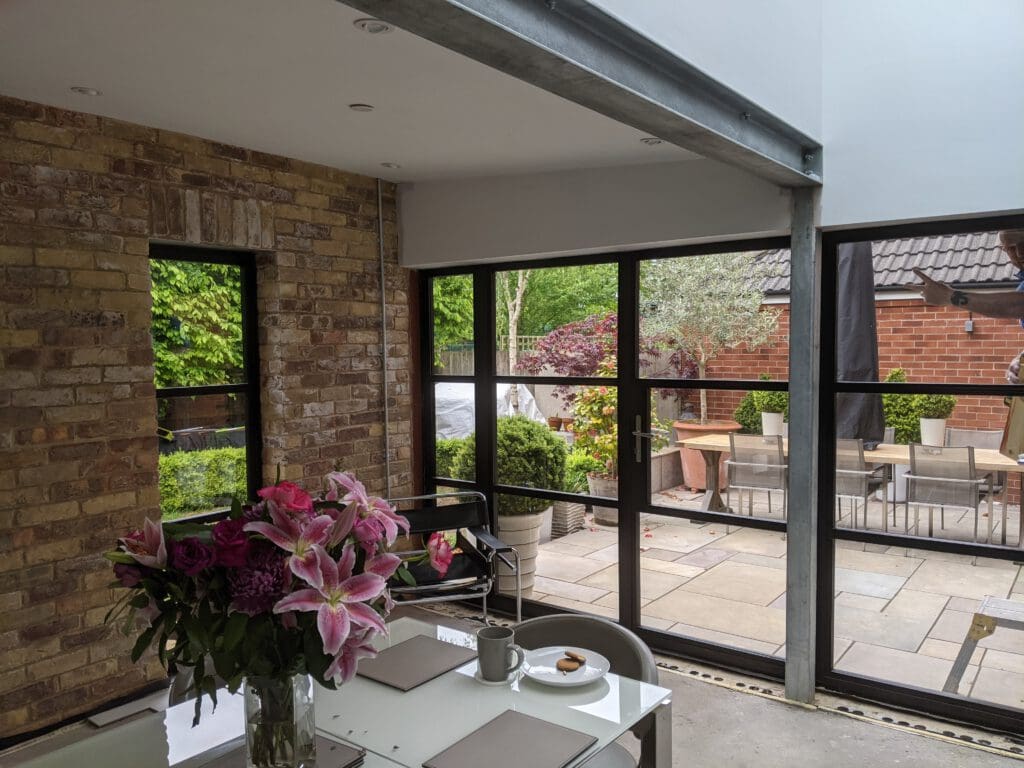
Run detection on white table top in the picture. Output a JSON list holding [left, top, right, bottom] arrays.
[[3, 617, 670, 768]]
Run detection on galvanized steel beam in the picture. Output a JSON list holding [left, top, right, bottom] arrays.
[[785, 187, 822, 703], [337, 0, 822, 187]]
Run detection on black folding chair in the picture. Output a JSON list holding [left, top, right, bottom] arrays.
[[387, 491, 522, 623]]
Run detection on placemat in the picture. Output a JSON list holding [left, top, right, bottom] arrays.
[[422, 710, 597, 768], [357, 634, 477, 692], [202, 734, 364, 767]]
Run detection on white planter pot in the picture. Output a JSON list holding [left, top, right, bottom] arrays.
[[880, 462, 910, 503], [761, 411, 785, 437], [586, 474, 619, 526], [920, 418, 946, 447], [496, 511, 544, 596]]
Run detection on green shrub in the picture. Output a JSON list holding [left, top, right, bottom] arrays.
[[435, 437, 471, 478], [159, 447, 247, 519], [565, 451, 605, 493], [751, 388, 789, 415], [452, 415, 566, 515], [882, 368, 919, 443], [733, 391, 761, 434], [914, 393, 956, 420]]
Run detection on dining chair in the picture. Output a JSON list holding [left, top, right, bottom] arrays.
[[835, 438, 889, 531], [945, 427, 1006, 501], [387, 491, 522, 623], [905, 444, 994, 544], [515, 614, 668, 768], [725, 433, 787, 520]]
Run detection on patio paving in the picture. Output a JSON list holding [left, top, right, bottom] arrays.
[[526, 487, 1024, 713]]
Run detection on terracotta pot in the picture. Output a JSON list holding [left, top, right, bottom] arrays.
[[560, 417, 574, 431], [547, 416, 562, 430], [672, 419, 742, 490]]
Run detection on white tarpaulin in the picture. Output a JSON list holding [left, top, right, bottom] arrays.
[[434, 382, 545, 439]]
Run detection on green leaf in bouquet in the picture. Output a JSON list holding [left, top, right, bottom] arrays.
[[130, 615, 163, 663], [222, 612, 248, 651], [397, 565, 416, 586], [104, 551, 137, 565]]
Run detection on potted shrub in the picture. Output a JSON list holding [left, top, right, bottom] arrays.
[[752, 385, 789, 437], [552, 450, 603, 538], [451, 414, 566, 595], [881, 367, 917, 501], [571, 360, 620, 525], [915, 392, 957, 446]]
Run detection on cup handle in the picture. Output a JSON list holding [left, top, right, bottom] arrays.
[[507, 644, 525, 674]]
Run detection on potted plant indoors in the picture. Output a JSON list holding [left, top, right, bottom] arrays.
[[916, 392, 957, 446], [452, 414, 566, 595], [752, 385, 789, 437]]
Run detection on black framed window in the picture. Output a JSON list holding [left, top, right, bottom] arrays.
[[150, 245, 261, 520]]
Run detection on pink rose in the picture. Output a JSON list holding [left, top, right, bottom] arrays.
[[212, 518, 251, 567], [257, 481, 313, 515], [427, 532, 454, 578], [170, 537, 216, 576]]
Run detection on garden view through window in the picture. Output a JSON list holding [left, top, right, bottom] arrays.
[[151, 249, 257, 519]]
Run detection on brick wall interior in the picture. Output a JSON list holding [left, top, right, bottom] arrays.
[[0, 95, 413, 738]]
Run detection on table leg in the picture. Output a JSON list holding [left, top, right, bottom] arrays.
[[942, 613, 995, 694], [638, 699, 672, 768], [697, 449, 730, 512]]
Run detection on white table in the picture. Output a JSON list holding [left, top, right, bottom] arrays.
[[3, 617, 672, 768]]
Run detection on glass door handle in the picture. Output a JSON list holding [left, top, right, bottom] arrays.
[[632, 415, 657, 463]]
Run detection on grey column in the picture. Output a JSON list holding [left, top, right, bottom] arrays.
[[785, 187, 822, 703]]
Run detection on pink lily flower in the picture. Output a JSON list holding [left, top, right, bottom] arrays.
[[427, 532, 454, 578], [325, 471, 370, 509], [244, 506, 335, 589], [273, 545, 387, 656], [325, 628, 378, 684], [353, 497, 410, 553], [317, 500, 359, 548], [365, 552, 402, 580], [119, 518, 167, 569]]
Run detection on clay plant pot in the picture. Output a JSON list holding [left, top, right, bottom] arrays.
[[561, 417, 574, 432], [672, 419, 742, 491], [547, 416, 562, 431]]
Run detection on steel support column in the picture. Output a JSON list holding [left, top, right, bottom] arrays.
[[785, 187, 822, 703], [337, 0, 822, 187]]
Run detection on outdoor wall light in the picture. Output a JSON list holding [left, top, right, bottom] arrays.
[[69, 86, 101, 96], [348, 103, 375, 112], [353, 18, 393, 34]]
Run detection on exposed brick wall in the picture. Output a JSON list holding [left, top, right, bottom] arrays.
[[0, 95, 413, 738], [702, 299, 1022, 430]]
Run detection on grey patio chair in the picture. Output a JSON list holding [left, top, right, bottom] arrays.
[[835, 438, 889, 531], [945, 427, 1006, 501], [906, 444, 994, 543], [725, 433, 787, 519], [515, 614, 669, 768]]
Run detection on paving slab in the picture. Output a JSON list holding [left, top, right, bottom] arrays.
[[643, 588, 786, 646], [678, 560, 786, 606], [675, 546, 733, 569], [729, 551, 787, 571], [836, 642, 979, 694], [538, 594, 617, 619], [834, 567, 906, 599], [532, 575, 608, 604], [665, 622, 780, 655], [969, 667, 1024, 710], [638, 557, 704, 579], [835, 547, 924, 578], [713, 527, 788, 557], [904, 559, 1018, 600], [535, 549, 610, 582], [918, 637, 985, 666], [834, 589, 948, 652], [834, 592, 889, 612], [642, 523, 727, 553], [929, 609, 1024, 654]]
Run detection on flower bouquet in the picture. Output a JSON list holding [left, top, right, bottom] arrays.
[[105, 471, 412, 768]]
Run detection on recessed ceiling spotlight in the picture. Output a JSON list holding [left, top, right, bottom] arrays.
[[353, 17, 393, 34], [380, 162, 401, 169], [348, 103, 375, 112], [69, 86, 101, 96], [640, 137, 663, 146]]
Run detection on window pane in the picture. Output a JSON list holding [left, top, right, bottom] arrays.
[[836, 230, 1022, 385], [833, 543, 1022, 713], [434, 382, 475, 481], [432, 274, 474, 375], [639, 249, 789, 380], [150, 259, 244, 388], [157, 393, 248, 519], [833, 393, 1020, 547], [495, 263, 618, 377]]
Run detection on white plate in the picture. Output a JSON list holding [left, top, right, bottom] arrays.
[[522, 646, 610, 687]]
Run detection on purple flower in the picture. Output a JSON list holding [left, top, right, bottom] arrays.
[[170, 537, 216, 576], [113, 563, 143, 587], [228, 543, 288, 616], [212, 518, 251, 567]]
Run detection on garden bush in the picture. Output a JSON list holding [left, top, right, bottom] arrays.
[[435, 437, 470, 479], [565, 451, 605, 493], [882, 368, 919, 443], [159, 447, 247, 519], [451, 415, 566, 515], [733, 391, 761, 434]]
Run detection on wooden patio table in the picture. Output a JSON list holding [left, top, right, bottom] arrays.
[[679, 433, 1024, 546]]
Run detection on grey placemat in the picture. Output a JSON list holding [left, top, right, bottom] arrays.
[[422, 710, 597, 768], [201, 735, 364, 767], [357, 634, 477, 692]]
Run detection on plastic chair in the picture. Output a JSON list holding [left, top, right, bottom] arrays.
[[387, 491, 521, 623], [836, 438, 889, 531], [725, 433, 788, 519], [515, 614, 670, 768], [906, 444, 994, 543]]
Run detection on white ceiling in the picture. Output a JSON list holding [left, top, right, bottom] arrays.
[[0, 0, 693, 182]]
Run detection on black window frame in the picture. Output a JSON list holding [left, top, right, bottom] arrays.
[[150, 244, 262, 520]]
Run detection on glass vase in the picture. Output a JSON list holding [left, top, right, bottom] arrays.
[[243, 674, 316, 768]]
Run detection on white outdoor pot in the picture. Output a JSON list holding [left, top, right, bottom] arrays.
[[496, 511, 545, 596], [920, 418, 946, 447], [761, 411, 785, 437]]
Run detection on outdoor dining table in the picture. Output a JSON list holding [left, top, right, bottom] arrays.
[[4, 616, 672, 768], [679, 433, 1024, 546]]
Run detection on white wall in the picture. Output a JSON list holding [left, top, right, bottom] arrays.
[[398, 160, 790, 268], [821, 0, 1024, 227], [589, 0, 823, 139]]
